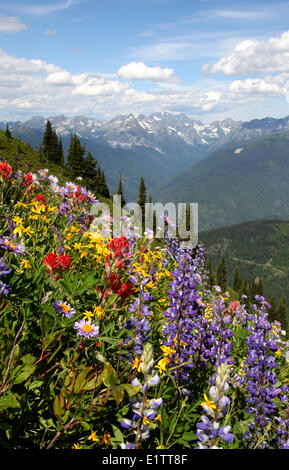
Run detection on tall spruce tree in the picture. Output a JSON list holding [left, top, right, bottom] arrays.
[[67, 134, 86, 178], [137, 176, 146, 226], [83, 151, 98, 190], [277, 298, 288, 333], [216, 255, 227, 291], [117, 173, 126, 207], [268, 295, 278, 324], [42, 120, 59, 163], [5, 123, 11, 140], [57, 136, 64, 166], [233, 268, 242, 292]]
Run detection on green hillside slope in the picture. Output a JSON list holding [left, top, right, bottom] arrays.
[[199, 218, 289, 304], [156, 132, 289, 230]]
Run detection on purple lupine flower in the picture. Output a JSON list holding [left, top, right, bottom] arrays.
[[0, 280, 12, 295], [0, 262, 11, 277]]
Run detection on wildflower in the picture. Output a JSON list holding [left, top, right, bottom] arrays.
[[0, 161, 13, 182], [43, 253, 71, 276], [73, 443, 82, 449], [88, 431, 99, 442], [0, 280, 12, 295], [94, 306, 105, 319], [201, 394, 217, 413], [156, 357, 170, 374], [74, 319, 99, 339], [0, 237, 25, 256], [20, 259, 31, 269], [0, 262, 11, 277], [99, 433, 111, 447], [53, 300, 76, 318], [132, 357, 142, 372], [83, 310, 94, 321]]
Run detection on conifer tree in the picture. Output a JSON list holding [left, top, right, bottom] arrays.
[[57, 136, 64, 166], [268, 295, 278, 324], [5, 123, 11, 140], [205, 257, 214, 287], [67, 134, 86, 178], [277, 298, 288, 333], [83, 151, 98, 190], [137, 177, 146, 225], [117, 173, 126, 207], [257, 278, 264, 296], [233, 268, 242, 292], [216, 255, 227, 291]]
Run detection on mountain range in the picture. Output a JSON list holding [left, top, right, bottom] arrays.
[[2, 112, 289, 226]]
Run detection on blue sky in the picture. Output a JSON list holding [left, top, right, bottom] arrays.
[[1, 0, 289, 123]]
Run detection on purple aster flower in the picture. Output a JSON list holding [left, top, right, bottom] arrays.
[[0, 237, 25, 256], [53, 300, 76, 318], [74, 319, 99, 339]]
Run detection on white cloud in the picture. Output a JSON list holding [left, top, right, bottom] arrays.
[[72, 77, 129, 96], [0, 15, 26, 32], [117, 61, 177, 82], [202, 30, 289, 76], [0, 48, 62, 75], [46, 71, 72, 85], [5, 0, 82, 17]]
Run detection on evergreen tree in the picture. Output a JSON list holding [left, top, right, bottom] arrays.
[[137, 177, 146, 226], [277, 298, 288, 333], [99, 170, 110, 198], [57, 136, 64, 167], [67, 134, 86, 178], [117, 173, 126, 207], [205, 256, 214, 287], [257, 278, 264, 296], [83, 151, 98, 190], [5, 123, 11, 140], [216, 255, 227, 291], [268, 295, 278, 324], [233, 268, 242, 292], [42, 120, 54, 161]]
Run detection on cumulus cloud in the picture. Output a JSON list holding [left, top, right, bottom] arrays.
[[0, 15, 27, 33], [202, 30, 289, 76], [0, 48, 62, 75], [117, 61, 177, 82]]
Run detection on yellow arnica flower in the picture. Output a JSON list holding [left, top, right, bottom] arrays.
[[83, 310, 94, 321], [132, 357, 142, 372], [20, 259, 31, 269], [88, 431, 99, 442], [73, 443, 82, 449], [100, 433, 111, 447], [156, 357, 170, 374], [12, 216, 23, 225], [94, 306, 105, 319], [160, 345, 176, 357], [201, 394, 216, 412]]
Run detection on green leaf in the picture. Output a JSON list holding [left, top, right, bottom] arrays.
[[0, 392, 20, 410], [53, 394, 64, 418]]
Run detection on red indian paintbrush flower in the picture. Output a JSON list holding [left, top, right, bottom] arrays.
[[43, 253, 71, 278], [0, 161, 13, 183]]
